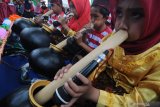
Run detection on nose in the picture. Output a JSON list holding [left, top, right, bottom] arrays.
[[91, 17, 96, 24], [117, 17, 128, 31]]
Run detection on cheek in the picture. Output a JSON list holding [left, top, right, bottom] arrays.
[[93, 20, 103, 27], [127, 22, 144, 41], [73, 11, 78, 18], [52, 7, 56, 11], [115, 19, 121, 31]]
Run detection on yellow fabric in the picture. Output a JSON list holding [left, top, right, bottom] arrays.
[[67, 29, 76, 37], [88, 59, 107, 81], [97, 43, 160, 107]]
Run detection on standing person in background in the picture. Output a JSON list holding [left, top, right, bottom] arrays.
[[58, 0, 91, 35], [54, 0, 160, 107], [47, 0, 66, 27], [40, 1, 48, 14], [15, 0, 24, 16], [23, 0, 34, 18], [75, 0, 112, 53], [34, 0, 65, 28]]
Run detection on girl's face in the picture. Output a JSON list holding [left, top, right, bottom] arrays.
[[91, 7, 106, 30], [51, 4, 61, 14], [69, 2, 78, 18], [115, 0, 145, 41]]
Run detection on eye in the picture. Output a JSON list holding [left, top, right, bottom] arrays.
[[130, 11, 144, 19], [94, 15, 98, 18], [91, 14, 98, 19], [116, 9, 123, 18]]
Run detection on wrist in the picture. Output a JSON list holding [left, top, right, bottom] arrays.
[[62, 23, 67, 28], [78, 42, 85, 47], [84, 86, 100, 103]]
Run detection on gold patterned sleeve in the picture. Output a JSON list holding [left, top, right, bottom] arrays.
[[67, 29, 76, 37], [97, 62, 160, 107]]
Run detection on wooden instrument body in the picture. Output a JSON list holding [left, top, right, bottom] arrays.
[[0, 30, 128, 107]]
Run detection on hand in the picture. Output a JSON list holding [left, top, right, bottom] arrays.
[[65, 13, 74, 21], [60, 73, 94, 106], [84, 22, 93, 30], [34, 15, 43, 24], [63, 73, 99, 106], [58, 16, 67, 26], [54, 64, 72, 80], [64, 73, 92, 99], [75, 32, 83, 45]]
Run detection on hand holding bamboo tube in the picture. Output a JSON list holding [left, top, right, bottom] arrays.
[[50, 23, 94, 51], [29, 30, 128, 106], [33, 10, 53, 24]]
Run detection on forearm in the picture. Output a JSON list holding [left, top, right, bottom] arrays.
[[62, 24, 71, 35], [62, 24, 70, 31], [79, 42, 93, 53]]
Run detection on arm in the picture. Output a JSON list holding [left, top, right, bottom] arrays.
[[78, 42, 93, 53], [58, 16, 73, 36], [63, 56, 160, 107], [75, 32, 93, 53]]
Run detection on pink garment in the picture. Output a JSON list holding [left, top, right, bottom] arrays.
[[0, 28, 7, 40]]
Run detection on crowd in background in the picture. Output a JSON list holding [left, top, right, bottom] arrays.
[[14, 0, 48, 18]]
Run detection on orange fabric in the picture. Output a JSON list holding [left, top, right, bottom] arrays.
[[9, 14, 21, 21], [67, 0, 91, 32]]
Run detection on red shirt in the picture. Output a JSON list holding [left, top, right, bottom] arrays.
[[86, 26, 112, 49]]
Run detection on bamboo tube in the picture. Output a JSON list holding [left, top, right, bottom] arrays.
[[53, 25, 93, 50], [33, 30, 128, 105]]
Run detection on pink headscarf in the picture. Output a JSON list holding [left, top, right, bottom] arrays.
[[110, 0, 160, 54]]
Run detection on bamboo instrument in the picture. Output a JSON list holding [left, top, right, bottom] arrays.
[[50, 24, 94, 51], [29, 30, 128, 106]]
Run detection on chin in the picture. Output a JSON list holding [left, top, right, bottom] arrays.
[[93, 26, 99, 30], [126, 38, 138, 42]]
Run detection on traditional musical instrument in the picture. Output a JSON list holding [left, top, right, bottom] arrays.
[[29, 48, 65, 79], [28, 26, 91, 79], [19, 12, 74, 52], [11, 10, 53, 35], [19, 24, 55, 52], [0, 30, 128, 107]]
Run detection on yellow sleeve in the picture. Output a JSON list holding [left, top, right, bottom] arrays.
[[67, 29, 76, 37], [88, 60, 107, 81], [97, 63, 160, 107]]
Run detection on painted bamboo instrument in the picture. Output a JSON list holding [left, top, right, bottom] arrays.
[[0, 30, 128, 107], [31, 30, 128, 106], [28, 24, 93, 79]]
